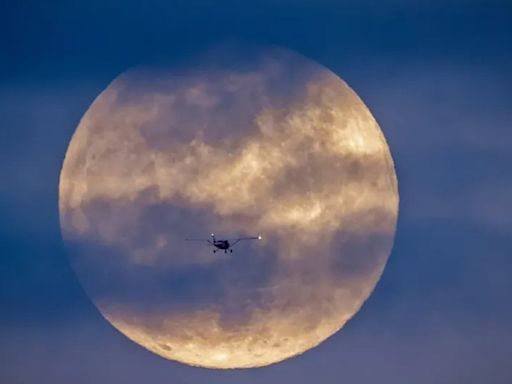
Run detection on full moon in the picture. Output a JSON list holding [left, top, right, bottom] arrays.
[[59, 47, 398, 369]]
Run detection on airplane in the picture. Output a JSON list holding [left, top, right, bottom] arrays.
[[185, 233, 262, 253]]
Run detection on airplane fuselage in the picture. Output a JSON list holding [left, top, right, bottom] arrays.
[[213, 240, 230, 250]]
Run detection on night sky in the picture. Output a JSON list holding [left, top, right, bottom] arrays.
[[1, 1, 512, 383]]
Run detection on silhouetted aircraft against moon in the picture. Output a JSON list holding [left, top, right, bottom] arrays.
[[186, 233, 262, 253]]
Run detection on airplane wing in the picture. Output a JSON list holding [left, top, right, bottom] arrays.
[[185, 238, 213, 245], [228, 236, 262, 246]]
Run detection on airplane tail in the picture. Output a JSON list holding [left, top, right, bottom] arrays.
[[211, 233, 216, 243]]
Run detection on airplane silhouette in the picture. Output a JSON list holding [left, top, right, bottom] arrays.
[[185, 233, 262, 253]]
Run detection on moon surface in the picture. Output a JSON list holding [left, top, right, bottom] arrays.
[[59, 47, 398, 369]]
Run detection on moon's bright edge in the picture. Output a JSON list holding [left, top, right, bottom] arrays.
[[59, 48, 399, 369]]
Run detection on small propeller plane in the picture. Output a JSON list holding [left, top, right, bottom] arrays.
[[185, 233, 262, 253]]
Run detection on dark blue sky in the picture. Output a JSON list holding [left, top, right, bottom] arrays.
[[1, 1, 511, 383]]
